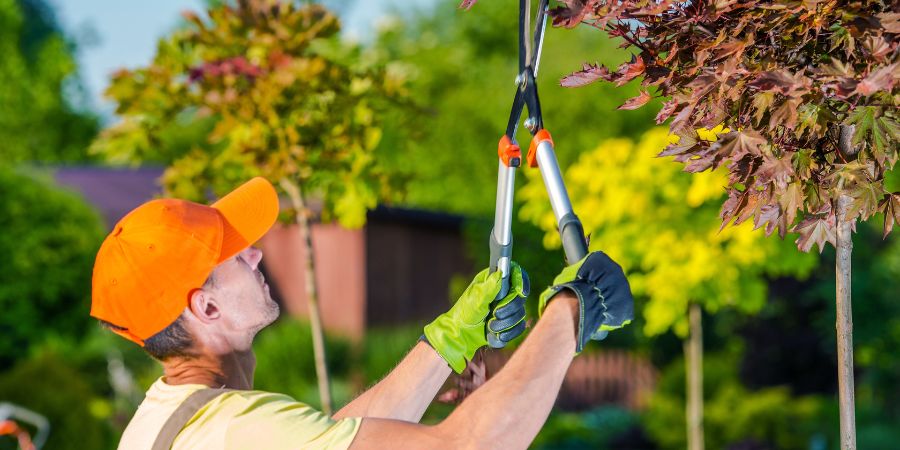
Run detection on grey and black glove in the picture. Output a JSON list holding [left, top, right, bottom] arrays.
[[538, 251, 634, 353]]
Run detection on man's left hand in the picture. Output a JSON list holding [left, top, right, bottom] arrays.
[[424, 263, 529, 373]]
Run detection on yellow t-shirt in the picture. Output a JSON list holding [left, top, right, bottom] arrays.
[[118, 378, 360, 450]]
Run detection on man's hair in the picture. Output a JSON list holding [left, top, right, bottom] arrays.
[[98, 272, 217, 361]]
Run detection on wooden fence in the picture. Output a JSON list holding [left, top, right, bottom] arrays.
[[441, 349, 657, 411]]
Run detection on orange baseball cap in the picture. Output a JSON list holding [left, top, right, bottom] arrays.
[[90, 177, 279, 345]]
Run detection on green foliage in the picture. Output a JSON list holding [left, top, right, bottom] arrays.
[[92, 1, 405, 228], [553, 1, 899, 250], [0, 166, 105, 366], [644, 353, 828, 450], [0, 0, 98, 163], [374, 0, 658, 216], [531, 406, 639, 450], [0, 351, 112, 450], [521, 128, 817, 336]]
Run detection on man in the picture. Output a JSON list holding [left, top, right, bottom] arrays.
[[92, 177, 633, 449]]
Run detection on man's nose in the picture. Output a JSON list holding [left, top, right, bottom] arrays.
[[245, 246, 263, 269]]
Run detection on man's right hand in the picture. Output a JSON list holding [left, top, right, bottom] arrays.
[[538, 251, 634, 353]]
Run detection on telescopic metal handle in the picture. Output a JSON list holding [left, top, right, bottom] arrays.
[[531, 134, 588, 264], [488, 151, 517, 348]]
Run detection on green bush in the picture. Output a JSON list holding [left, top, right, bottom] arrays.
[[0, 351, 113, 450], [0, 166, 105, 366], [643, 353, 828, 450], [532, 406, 640, 450]]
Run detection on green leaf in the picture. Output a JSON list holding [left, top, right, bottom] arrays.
[[796, 103, 821, 138], [845, 106, 877, 148]]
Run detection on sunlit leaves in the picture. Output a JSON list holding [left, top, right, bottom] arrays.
[[520, 128, 815, 337], [91, 1, 404, 229], [552, 0, 900, 251]]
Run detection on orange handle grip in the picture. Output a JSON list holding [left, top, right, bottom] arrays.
[[527, 129, 553, 168], [498, 135, 522, 167]]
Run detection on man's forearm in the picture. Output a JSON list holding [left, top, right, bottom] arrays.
[[334, 341, 452, 421], [438, 292, 578, 449], [348, 292, 582, 450]]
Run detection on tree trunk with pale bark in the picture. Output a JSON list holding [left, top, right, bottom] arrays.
[[280, 179, 333, 415], [685, 302, 704, 450], [835, 126, 856, 450]]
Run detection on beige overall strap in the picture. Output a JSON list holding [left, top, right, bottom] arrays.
[[151, 388, 233, 450]]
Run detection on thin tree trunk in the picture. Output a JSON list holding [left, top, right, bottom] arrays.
[[685, 302, 704, 450], [280, 178, 333, 415], [834, 124, 857, 450], [835, 193, 856, 450]]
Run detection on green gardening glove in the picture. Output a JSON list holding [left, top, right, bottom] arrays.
[[539, 251, 634, 353], [424, 262, 529, 373]]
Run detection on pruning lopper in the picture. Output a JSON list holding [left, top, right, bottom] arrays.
[[487, 0, 589, 348]]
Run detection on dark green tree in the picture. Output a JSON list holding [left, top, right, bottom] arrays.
[[0, 166, 105, 367], [0, 0, 98, 163]]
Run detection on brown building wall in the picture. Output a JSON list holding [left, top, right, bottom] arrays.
[[258, 222, 367, 340], [257, 208, 472, 339], [365, 220, 472, 327]]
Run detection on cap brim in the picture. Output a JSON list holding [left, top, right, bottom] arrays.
[[212, 177, 280, 262]]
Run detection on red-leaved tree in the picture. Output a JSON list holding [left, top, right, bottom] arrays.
[[545, 2, 898, 449]]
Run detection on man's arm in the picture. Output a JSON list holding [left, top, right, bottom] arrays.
[[335, 265, 528, 421], [347, 292, 580, 450], [332, 341, 451, 421]]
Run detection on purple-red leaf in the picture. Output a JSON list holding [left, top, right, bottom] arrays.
[[614, 55, 646, 86], [877, 12, 900, 33], [754, 203, 781, 236], [854, 63, 898, 96], [768, 98, 801, 131], [458, 0, 478, 10], [560, 63, 612, 87], [749, 70, 810, 97], [793, 211, 836, 253], [549, 0, 592, 28], [618, 90, 652, 110], [656, 99, 679, 124], [711, 130, 767, 159], [882, 193, 900, 238], [756, 154, 794, 189], [659, 131, 698, 157]]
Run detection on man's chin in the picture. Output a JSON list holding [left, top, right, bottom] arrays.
[[263, 299, 281, 325]]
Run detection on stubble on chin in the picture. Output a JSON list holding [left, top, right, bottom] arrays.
[[263, 295, 280, 324]]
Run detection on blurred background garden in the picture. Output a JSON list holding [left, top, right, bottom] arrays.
[[1, 0, 898, 449]]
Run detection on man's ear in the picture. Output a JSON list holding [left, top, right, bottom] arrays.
[[188, 288, 221, 324]]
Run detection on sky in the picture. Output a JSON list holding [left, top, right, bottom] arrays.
[[50, 0, 435, 119]]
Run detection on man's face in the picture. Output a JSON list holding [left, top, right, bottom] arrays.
[[206, 246, 280, 336]]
